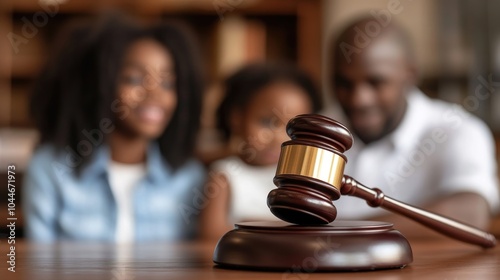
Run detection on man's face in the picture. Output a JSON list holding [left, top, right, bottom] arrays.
[[332, 38, 413, 144]]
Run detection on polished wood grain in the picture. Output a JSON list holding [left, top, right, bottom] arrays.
[[214, 221, 413, 271], [268, 114, 496, 248], [1, 238, 498, 280]]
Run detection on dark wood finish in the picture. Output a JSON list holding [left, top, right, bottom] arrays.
[[285, 114, 353, 155], [214, 221, 413, 271], [341, 176, 497, 248], [268, 115, 353, 224], [1, 240, 499, 279], [268, 174, 340, 224], [267, 114, 496, 248]]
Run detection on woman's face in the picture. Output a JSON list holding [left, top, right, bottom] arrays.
[[116, 38, 177, 140], [234, 82, 313, 166]]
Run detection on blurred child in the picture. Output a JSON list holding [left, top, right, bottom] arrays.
[[200, 63, 321, 240], [23, 15, 205, 242]]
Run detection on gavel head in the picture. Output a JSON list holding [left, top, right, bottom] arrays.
[[267, 114, 353, 225]]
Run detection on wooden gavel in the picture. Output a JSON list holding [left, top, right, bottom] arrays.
[[267, 114, 497, 248]]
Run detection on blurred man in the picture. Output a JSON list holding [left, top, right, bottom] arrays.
[[325, 17, 499, 239]]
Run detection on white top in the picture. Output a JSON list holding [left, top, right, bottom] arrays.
[[323, 89, 500, 219], [108, 161, 146, 243], [211, 157, 281, 223]]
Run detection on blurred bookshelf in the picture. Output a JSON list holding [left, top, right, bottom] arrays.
[[0, 0, 322, 167], [435, 0, 500, 133]]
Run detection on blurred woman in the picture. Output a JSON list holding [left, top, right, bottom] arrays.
[[23, 14, 205, 242]]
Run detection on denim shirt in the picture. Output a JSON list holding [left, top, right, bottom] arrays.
[[22, 143, 206, 242]]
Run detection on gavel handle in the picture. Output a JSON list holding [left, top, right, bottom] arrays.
[[341, 175, 497, 248]]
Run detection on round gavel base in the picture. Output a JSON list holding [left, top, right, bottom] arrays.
[[213, 221, 413, 271]]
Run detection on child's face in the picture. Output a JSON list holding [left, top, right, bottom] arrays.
[[116, 39, 177, 140], [235, 82, 314, 166]]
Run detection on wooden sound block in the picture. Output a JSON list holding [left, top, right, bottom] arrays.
[[213, 221, 413, 271]]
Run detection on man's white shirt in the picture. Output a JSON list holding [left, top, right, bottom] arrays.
[[323, 88, 500, 219]]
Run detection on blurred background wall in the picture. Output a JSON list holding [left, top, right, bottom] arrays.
[[0, 0, 499, 233], [0, 0, 323, 171]]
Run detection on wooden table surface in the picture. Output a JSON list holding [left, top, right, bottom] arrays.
[[1, 238, 499, 280]]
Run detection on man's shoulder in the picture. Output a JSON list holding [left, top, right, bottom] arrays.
[[411, 91, 491, 137], [387, 90, 494, 154]]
